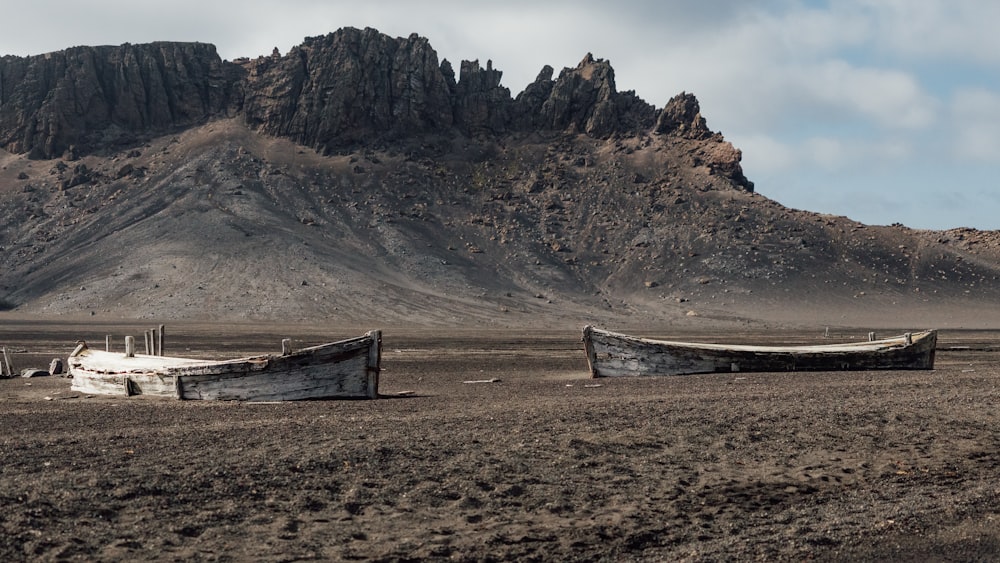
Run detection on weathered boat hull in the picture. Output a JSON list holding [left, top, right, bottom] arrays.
[[582, 326, 936, 377], [68, 331, 381, 400]]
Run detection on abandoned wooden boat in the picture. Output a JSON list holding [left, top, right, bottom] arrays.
[[582, 326, 936, 377], [68, 330, 381, 400]]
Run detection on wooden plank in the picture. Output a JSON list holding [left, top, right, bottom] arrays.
[[70, 342, 87, 357], [70, 368, 177, 397], [71, 374, 129, 395], [178, 355, 371, 400]]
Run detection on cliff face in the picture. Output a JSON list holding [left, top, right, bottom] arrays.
[[0, 42, 235, 159], [0, 27, 748, 189], [240, 29, 455, 151]]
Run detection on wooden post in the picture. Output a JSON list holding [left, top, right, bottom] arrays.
[[158, 324, 165, 356], [868, 332, 876, 342], [125, 336, 135, 358], [366, 330, 382, 399], [1, 347, 9, 377], [281, 339, 292, 356], [582, 325, 599, 378], [106, 335, 111, 352], [150, 328, 158, 356], [144, 331, 151, 355], [904, 333, 912, 346]]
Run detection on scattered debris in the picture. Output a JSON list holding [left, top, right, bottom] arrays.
[[462, 378, 501, 384]]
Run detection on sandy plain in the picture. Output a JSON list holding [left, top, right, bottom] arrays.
[[1, 317, 998, 562]]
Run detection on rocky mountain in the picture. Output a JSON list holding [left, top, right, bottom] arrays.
[[1, 27, 997, 327]]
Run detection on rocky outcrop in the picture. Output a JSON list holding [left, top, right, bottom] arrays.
[[513, 54, 656, 137], [532, 54, 626, 137], [655, 91, 712, 139], [240, 28, 455, 152], [0, 27, 743, 191], [656, 92, 753, 191], [452, 59, 512, 135], [0, 42, 235, 159]]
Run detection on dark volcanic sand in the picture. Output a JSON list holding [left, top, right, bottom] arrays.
[[1, 320, 999, 562]]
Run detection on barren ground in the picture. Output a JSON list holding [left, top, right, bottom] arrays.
[[1, 317, 998, 562]]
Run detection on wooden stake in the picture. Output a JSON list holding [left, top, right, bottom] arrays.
[[367, 330, 382, 399], [125, 336, 135, 358], [105, 335, 111, 352], [281, 339, 292, 355], [158, 324, 165, 356], [1, 347, 9, 377]]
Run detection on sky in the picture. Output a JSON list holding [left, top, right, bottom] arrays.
[[1, 0, 998, 230]]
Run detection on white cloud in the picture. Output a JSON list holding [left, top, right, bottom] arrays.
[[857, 0, 1000, 64], [729, 134, 796, 175], [950, 88, 1000, 162], [800, 61, 936, 129]]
